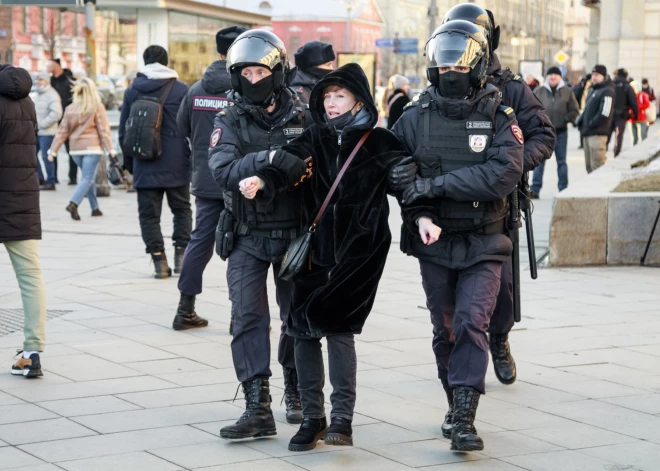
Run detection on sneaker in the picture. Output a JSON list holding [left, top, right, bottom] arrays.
[[11, 352, 43, 378]]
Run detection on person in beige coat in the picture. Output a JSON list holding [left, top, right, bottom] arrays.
[[49, 78, 116, 220]]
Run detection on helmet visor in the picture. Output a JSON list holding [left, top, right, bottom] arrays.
[[227, 36, 283, 71], [426, 32, 486, 69]]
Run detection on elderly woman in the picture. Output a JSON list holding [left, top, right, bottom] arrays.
[[240, 63, 411, 451]]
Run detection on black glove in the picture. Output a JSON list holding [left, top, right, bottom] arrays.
[[388, 156, 418, 191], [402, 177, 434, 205]]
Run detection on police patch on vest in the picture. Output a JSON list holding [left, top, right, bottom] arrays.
[[511, 124, 524, 144], [193, 96, 229, 111], [469, 135, 488, 153], [466, 121, 493, 129], [283, 127, 304, 137], [210, 128, 222, 147]]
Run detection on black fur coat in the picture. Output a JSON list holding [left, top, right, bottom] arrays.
[[259, 63, 408, 338]]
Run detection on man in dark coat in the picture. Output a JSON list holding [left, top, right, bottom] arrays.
[[291, 41, 335, 103], [119, 46, 192, 278], [611, 68, 639, 157], [386, 74, 411, 130], [172, 25, 246, 332], [443, 4, 556, 387], [0, 65, 47, 379], [391, 20, 524, 452], [47, 58, 77, 184]]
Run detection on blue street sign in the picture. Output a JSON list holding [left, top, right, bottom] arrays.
[[376, 37, 418, 49], [397, 38, 419, 47], [376, 38, 393, 47], [397, 47, 419, 55]]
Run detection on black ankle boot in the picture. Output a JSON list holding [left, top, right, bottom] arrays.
[[220, 378, 277, 440], [151, 253, 172, 279], [489, 333, 517, 385], [325, 417, 353, 446], [174, 245, 186, 274], [289, 417, 327, 451], [65, 202, 80, 221], [440, 377, 453, 439], [283, 368, 303, 424], [173, 294, 209, 331], [450, 386, 484, 452]]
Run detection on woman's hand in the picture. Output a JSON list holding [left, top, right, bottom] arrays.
[[418, 217, 441, 245], [47, 151, 55, 162], [239, 176, 265, 200]]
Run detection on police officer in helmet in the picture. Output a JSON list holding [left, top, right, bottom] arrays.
[[208, 29, 310, 439], [442, 3, 556, 386], [389, 20, 524, 452]]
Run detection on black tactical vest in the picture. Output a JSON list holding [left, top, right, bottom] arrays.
[[224, 96, 306, 234], [412, 89, 508, 232], [491, 68, 520, 107]]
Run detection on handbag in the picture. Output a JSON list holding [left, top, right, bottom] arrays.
[[107, 155, 125, 186], [279, 129, 373, 281]]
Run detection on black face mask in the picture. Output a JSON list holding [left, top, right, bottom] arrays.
[[306, 66, 332, 81], [239, 75, 275, 108], [326, 102, 358, 130], [437, 71, 472, 99]]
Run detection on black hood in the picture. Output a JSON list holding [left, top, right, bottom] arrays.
[[308, 63, 377, 129], [487, 52, 502, 75], [291, 69, 319, 89], [201, 60, 231, 95], [51, 68, 73, 83], [428, 83, 500, 120], [0, 65, 32, 100], [228, 86, 298, 127], [132, 74, 171, 94]]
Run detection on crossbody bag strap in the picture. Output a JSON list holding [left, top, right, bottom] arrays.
[[310, 129, 373, 232], [158, 78, 176, 104]]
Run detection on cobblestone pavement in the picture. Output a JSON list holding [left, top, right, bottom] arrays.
[[0, 127, 659, 471]]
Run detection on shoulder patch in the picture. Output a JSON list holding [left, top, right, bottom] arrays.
[[513, 75, 522, 82], [218, 111, 227, 117], [511, 124, 524, 144], [210, 128, 222, 147], [503, 106, 514, 115], [412, 94, 420, 102], [403, 101, 419, 111]]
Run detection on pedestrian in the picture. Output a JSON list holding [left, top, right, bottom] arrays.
[[642, 78, 656, 103], [208, 29, 310, 439], [630, 81, 650, 145], [573, 76, 586, 107], [386, 74, 411, 130], [291, 41, 335, 103], [525, 74, 540, 91], [577, 64, 615, 173], [0, 65, 48, 378], [530, 66, 579, 196], [119, 45, 192, 278], [47, 78, 116, 221], [173, 25, 246, 332], [239, 63, 409, 451], [390, 19, 524, 452], [47, 59, 77, 185], [440, 3, 555, 392], [611, 68, 639, 157], [34, 71, 63, 191]]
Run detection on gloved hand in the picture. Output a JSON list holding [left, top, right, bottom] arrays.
[[402, 177, 434, 204], [388, 156, 418, 191]]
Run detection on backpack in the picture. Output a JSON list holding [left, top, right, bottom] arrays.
[[123, 79, 175, 161]]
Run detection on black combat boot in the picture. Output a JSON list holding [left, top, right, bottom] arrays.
[[489, 333, 517, 385], [283, 367, 303, 424], [440, 377, 454, 439], [288, 417, 327, 451], [325, 417, 353, 446], [172, 294, 209, 331], [220, 378, 277, 439], [151, 253, 172, 279], [173, 246, 186, 274], [450, 386, 484, 452]]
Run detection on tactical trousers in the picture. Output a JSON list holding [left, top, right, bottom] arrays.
[[420, 259, 502, 394], [178, 197, 224, 296], [488, 256, 514, 335], [227, 247, 296, 382]]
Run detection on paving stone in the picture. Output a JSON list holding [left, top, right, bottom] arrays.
[[0, 447, 45, 470], [363, 440, 486, 467], [0, 404, 58, 425], [578, 440, 660, 470], [0, 417, 97, 445], [284, 449, 415, 471], [36, 396, 142, 417], [155, 367, 238, 387], [502, 449, 617, 471], [476, 431, 564, 458], [421, 460, 535, 471], [195, 458, 309, 471], [124, 358, 213, 375], [42, 354, 143, 382], [2, 465, 62, 471], [116, 384, 240, 408], [149, 441, 270, 468], [58, 451, 184, 471], [0, 392, 23, 407], [70, 339, 177, 363], [521, 422, 638, 449], [351, 422, 433, 446]]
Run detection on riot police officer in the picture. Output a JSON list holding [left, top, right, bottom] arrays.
[[390, 20, 524, 451], [173, 25, 246, 332], [208, 29, 310, 439], [442, 3, 556, 386]]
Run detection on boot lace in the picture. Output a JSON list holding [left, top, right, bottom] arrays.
[[282, 369, 302, 410], [490, 335, 510, 360]]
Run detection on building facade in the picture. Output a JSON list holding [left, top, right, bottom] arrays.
[[564, 0, 591, 82]]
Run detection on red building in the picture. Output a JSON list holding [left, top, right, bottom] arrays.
[[0, 6, 85, 73]]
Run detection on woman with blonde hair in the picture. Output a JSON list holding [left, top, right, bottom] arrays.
[[48, 77, 116, 220]]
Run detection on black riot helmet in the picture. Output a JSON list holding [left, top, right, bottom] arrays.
[[425, 20, 490, 90], [226, 29, 290, 99], [442, 3, 500, 55]]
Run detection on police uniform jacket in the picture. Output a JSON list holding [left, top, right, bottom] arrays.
[[393, 84, 524, 269], [177, 60, 231, 200], [256, 63, 409, 338], [488, 54, 556, 172]]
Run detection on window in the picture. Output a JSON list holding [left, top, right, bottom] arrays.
[[17, 7, 25, 33], [290, 36, 301, 55]]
